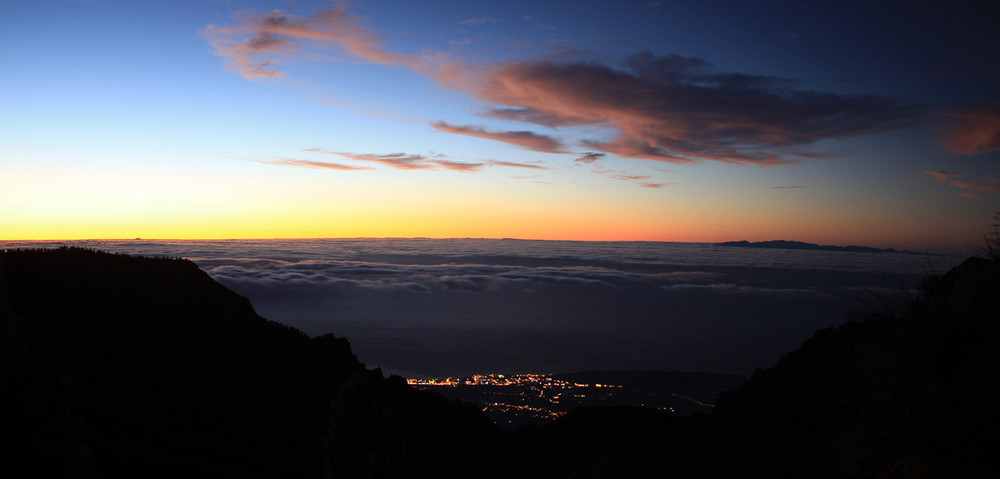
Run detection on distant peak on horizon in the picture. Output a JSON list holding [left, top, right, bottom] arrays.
[[717, 240, 930, 255]]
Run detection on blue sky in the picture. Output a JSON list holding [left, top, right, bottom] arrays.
[[2, 0, 998, 251]]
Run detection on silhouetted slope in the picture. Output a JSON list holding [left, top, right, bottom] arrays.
[[0, 248, 495, 478], [709, 255, 1000, 478]]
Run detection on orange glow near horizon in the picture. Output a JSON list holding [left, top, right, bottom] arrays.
[[0, 210, 970, 253], [0, 162, 979, 252]]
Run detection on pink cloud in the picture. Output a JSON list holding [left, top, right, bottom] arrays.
[[430, 121, 565, 153], [206, 6, 914, 166], [431, 160, 484, 172], [923, 170, 1000, 199], [230, 155, 373, 170], [923, 170, 960, 183], [610, 174, 651, 181], [272, 158, 373, 170], [959, 192, 986, 200], [304, 148, 482, 172], [202, 6, 460, 81], [938, 103, 1000, 155], [466, 53, 911, 166], [338, 152, 436, 170], [947, 178, 1000, 194], [489, 161, 548, 169], [308, 149, 439, 170], [581, 138, 698, 164]]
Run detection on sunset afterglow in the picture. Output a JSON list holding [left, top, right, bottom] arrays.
[[2, 1, 998, 252]]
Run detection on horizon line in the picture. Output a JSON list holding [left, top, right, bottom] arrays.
[[0, 236, 964, 256]]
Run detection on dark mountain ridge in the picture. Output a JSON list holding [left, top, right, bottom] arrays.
[[718, 239, 927, 254], [2, 246, 998, 477]]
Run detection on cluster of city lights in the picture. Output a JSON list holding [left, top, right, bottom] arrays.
[[406, 373, 622, 389], [407, 373, 627, 426]]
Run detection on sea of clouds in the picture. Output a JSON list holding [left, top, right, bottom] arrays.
[[2, 239, 965, 378]]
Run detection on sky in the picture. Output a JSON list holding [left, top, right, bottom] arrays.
[[2, 0, 998, 252]]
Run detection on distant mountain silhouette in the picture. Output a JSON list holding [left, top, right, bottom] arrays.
[[717, 239, 924, 254], [2, 246, 997, 478]]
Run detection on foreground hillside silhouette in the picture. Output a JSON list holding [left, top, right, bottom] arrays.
[[2, 246, 997, 477], [0, 248, 495, 478]]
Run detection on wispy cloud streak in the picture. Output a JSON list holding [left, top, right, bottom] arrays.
[[230, 154, 373, 170], [431, 121, 565, 153], [433, 160, 485, 172], [305, 148, 482, 172], [573, 151, 671, 189], [923, 170, 1000, 199], [271, 158, 374, 170], [489, 161, 548, 170]]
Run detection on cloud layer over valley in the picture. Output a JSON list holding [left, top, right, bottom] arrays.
[[135, 238, 948, 378], [0, 240, 963, 378]]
